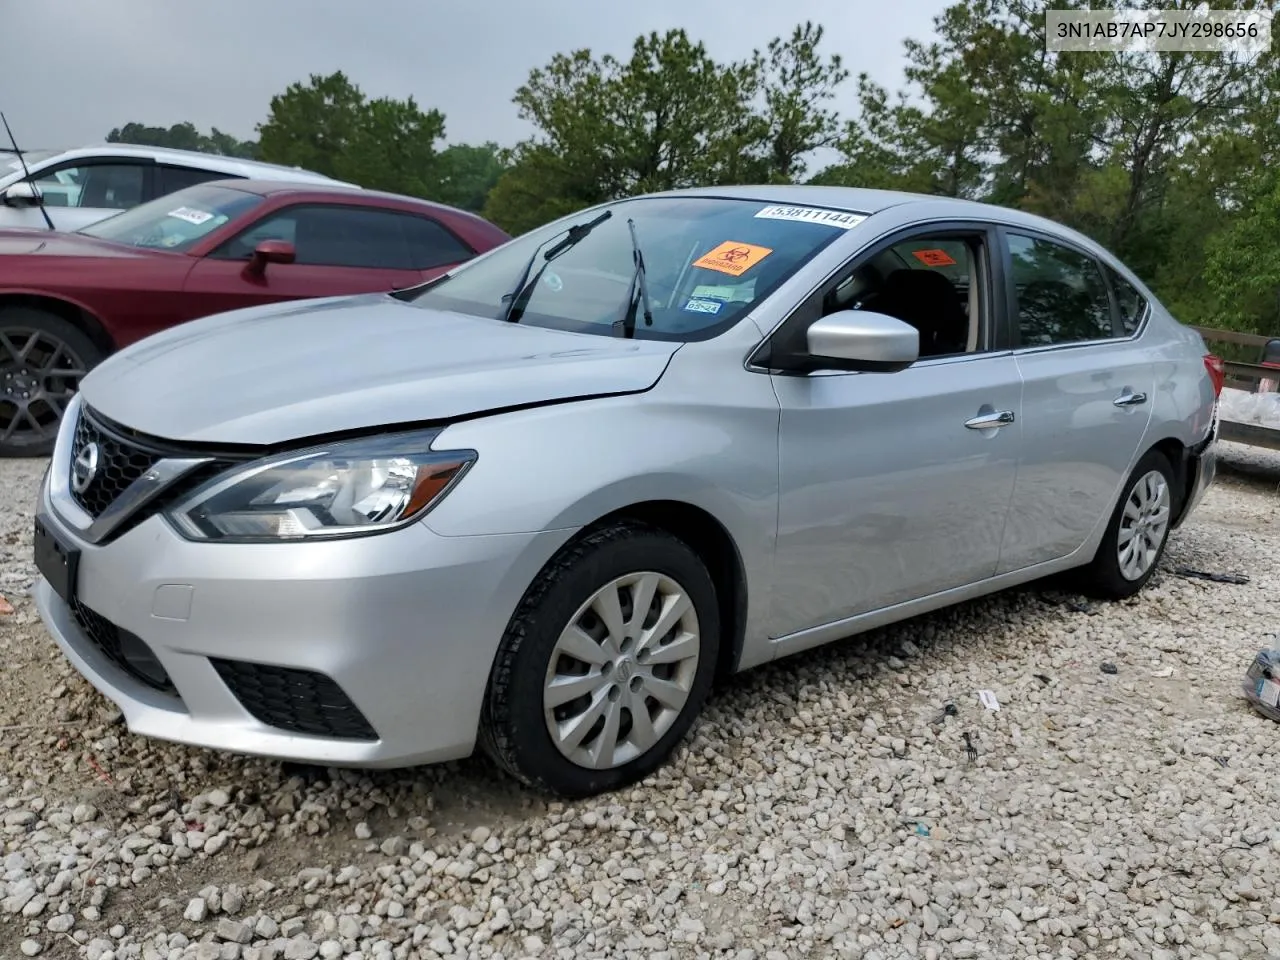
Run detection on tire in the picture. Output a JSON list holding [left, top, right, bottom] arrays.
[[479, 521, 720, 798], [1076, 448, 1178, 600], [0, 307, 104, 458]]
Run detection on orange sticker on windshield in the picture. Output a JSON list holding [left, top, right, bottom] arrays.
[[912, 248, 957, 267], [693, 241, 774, 278]]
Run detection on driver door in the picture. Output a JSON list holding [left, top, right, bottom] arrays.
[[766, 222, 1024, 638]]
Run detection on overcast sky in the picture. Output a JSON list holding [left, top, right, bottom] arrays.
[[2, 0, 947, 156]]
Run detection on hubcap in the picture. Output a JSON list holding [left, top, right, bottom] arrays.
[[1117, 469, 1171, 581], [0, 328, 88, 448], [543, 571, 701, 770]]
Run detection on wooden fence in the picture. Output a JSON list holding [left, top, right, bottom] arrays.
[[1193, 326, 1280, 450]]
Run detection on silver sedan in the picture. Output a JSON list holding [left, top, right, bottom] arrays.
[[32, 185, 1220, 797]]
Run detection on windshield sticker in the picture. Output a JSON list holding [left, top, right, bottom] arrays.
[[683, 297, 723, 315], [542, 272, 563, 292], [166, 206, 215, 226], [912, 248, 958, 267], [691, 283, 754, 303], [754, 205, 866, 230], [693, 241, 774, 278]]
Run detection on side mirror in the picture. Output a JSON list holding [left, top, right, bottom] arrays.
[[1, 181, 43, 207], [804, 310, 919, 373], [245, 239, 296, 276]]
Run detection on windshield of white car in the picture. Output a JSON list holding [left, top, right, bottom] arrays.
[[408, 196, 865, 341], [0, 150, 61, 185], [75, 184, 264, 252]]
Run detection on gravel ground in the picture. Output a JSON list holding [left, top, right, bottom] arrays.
[[2, 443, 1279, 960]]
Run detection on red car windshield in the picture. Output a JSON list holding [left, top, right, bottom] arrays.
[[76, 184, 264, 252]]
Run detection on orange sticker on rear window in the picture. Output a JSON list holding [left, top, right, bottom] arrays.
[[912, 248, 957, 267], [692, 241, 774, 278]]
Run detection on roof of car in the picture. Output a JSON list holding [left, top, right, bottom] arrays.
[[21, 144, 355, 187], [206, 178, 499, 225], [649, 183, 1109, 257]]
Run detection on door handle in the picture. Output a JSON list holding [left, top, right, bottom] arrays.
[[1113, 391, 1148, 407], [964, 410, 1015, 430]]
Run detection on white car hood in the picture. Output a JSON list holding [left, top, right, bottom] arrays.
[[80, 294, 681, 445]]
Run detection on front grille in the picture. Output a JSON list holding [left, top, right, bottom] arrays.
[[70, 410, 163, 518], [66, 406, 249, 539], [210, 659, 378, 741], [71, 600, 177, 695]]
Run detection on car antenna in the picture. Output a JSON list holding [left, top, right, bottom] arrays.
[[0, 112, 55, 231]]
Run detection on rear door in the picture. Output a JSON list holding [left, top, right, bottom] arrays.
[[995, 228, 1156, 573], [180, 203, 438, 317], [155, 164, 239, 199]]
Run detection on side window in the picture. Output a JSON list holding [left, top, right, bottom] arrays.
[[1007, 234, 1114, 346], [1105, 266, 1147, 336], [157, 165, 234, 196], [822, 232, 986, 358], [33, 162, 147, 210], [400, 215, 475, 269], [212, 205, 417, 269], [213, 210, 299, 260]]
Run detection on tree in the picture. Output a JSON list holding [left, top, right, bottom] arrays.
[[433, 143, 508, 214], [484, 23, 849, 233], [811, 0, 1277, 333], [106, 121, 258, 159], [256, 71, 446, 197], [750, 22, 850, 183], [1204, 169, 1280, 336]]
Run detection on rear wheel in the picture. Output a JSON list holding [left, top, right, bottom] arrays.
[[479, 522, 719, 798], [1077, 448, 1177, 599], [0, 307, 103, 458]]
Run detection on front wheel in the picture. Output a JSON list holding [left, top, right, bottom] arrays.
[[1077, 448, 1177, 599], [479, 522, 720, 798]]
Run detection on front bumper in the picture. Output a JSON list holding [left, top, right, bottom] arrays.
[[34, 479, 573, 769]]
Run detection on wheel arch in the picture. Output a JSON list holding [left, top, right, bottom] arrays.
[[0, 291, 116, 355], [566, 499, 750, 682]]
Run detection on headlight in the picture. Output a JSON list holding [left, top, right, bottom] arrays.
[[168, 429, 476, 542]]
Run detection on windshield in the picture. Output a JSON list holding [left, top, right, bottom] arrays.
[[76, 184, 264, 252], [0, 150, 61, 187], [409, 196, 865, 341]]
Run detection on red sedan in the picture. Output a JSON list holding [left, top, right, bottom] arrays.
[[0, 179, 511, 456]]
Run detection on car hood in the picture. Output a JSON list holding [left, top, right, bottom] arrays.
[[80, 294, 681, 445], [0, 228, 162, 259]]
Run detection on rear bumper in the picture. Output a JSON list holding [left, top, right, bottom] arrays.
[[1173, 419, 1217, 529]]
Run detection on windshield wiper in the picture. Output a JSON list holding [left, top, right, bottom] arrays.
[[499, 209, 613, 324], [615, 218, 654, 340]]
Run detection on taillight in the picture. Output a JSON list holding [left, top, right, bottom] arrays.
[[1204, 354, 1225, 398]]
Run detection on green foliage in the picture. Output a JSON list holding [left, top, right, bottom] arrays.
[[484, 23, 850, 233], [255, 71, 446, 197], [433, 143, 508, 213], [1205, 168, 1280, 336], [814, 0, 1278, 333], [106, 122, 258, 159], [105, 5, 1280, 332]]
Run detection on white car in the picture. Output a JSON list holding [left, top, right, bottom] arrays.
[[0, 145, 356, 232]]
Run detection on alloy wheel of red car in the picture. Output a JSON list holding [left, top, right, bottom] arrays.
[[0, 326, 90, 450]]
